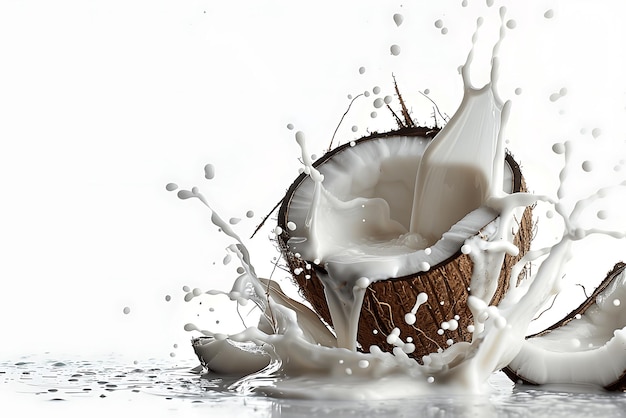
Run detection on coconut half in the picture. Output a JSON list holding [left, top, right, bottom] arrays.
[[277, 127, 532, 358], [503, 262, 626, 391]]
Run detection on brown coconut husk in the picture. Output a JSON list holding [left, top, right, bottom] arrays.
[[276, 126, 533, 359], [502, 262, 626, 391]]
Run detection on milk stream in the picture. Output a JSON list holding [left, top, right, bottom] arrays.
[[176, 8, 626, 399]]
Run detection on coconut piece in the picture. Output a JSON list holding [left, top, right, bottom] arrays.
[[276, 127, 532, 358], [503, 262, 626, 391]]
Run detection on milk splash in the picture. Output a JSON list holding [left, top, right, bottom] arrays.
[[176, 7, 626, 399]]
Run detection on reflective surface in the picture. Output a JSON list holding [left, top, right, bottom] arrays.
[[2, 354, 626, 418]]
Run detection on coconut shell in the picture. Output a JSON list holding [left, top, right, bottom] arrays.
[[502, 262, 626, 391], [277, 127, 532, 359]]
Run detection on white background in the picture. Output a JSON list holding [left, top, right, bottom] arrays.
[[1, 0, 626, 362]]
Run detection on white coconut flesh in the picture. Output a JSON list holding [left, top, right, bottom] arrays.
[[506, 264, 626, 388], [285, 134, 515, 283]]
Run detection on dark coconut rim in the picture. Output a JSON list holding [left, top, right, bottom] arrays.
[[502, 261, 626, 391], [277, 126, 524, 280]]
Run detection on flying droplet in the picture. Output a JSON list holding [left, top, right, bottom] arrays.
[[544, 9, 554, 19], [287, 123, 294, 130], [165, 183, 178, 192], [506, 19, 516, 29], [581, 161, 593, 172], [373, 98, 384, 108], [390, 44, 401, 56], [351, 126, 358, 132], [441, 27, 449, 35], [358, 66, 366, 75], [372, 86, 381, 95], [393, 13, 404, 27], [591, 128, 602, 139], [204, 164, 215, 180], [434, 19, 444, 29], [370, 111, 378, 118], [514, 88, 522, 95], [123, 307, 131, 315]]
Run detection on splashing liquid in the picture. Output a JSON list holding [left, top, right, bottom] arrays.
[[176, 7, 626, 399]]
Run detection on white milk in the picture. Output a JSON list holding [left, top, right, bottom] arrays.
[[178, 7, 626, 399]]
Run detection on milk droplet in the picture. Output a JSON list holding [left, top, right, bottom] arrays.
[[246, 210, 254, 218], [462, 0, 468, 6], [372, 86, 381, 95], [467, 325, 475, 333], [182, 285, 190, 292], [581, 161, 593, 172], [351, 125, 358, 132], [390, 44, 401, 56], [427, 376, 435, 383], [592, 128, 602, 138], [192, 288, 202, 296], [349, 141, 356, 147], [287, 123, 294, 130], [358, 360, 370, 368], [165, 295, 171, 302], [358, 66, 366, 75], [461, 244, 472, 254], [373, 98, 384, 108], [274, 226, 283, 235], [506, 19, 516, 29], [393, 13, 403, 27], [544, 9, 554, 19], [287, 221, 297, 231], [123, 307, 131, 314], [597, 210, 608, 220], [424, 247, 432, 255], [441, 27, 448, 35], [383, 95, 393, 105], [514, 88, 522, 95], [370, 111, 378, 118], [575, 314, 582, 320], [552, 143, 565, 154], [434, 19, 444, 29], [236, 266, 245, 274], [347, 94, 352, 100], [404, 313, 417, 325], [364, 91, 370, 97], [165, 183, 178, 192], [446, 339, 454, 346], [486, 0, 494, 6], [614, 299, 621, 307], [223, 254, 232, 265], [355, 277, 371, 289], [204, 164, 215, 180], [424, 89, 430, 95], [229, 217, 241, 225]]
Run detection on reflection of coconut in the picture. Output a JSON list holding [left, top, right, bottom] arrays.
[[277, 127, 533, 358], [503, 262, 626, 391]]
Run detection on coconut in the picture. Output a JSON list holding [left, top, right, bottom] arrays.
[[503, 262, 626, 391], [276, 126, 533, 358]]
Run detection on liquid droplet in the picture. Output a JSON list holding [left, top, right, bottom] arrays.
[[229, 217, 241, 225], [370, 111, 378, 118], [486, 0, 494, 7], [204, 164, 215, 180], [441, 27, 449, 35], [390, 44, 401, 56], [287, 123, 294, 130], [123, 307, 131, 315], [544, 9, 554, 19], [373, 98, 384, 109], [358, 66, 366, 75], [372, 86, 381, 95], [351, 125, 358, 132], [165, 295, 171, 302], [514, 87, 522, 95], [165, 183, 178, 192], [506, 19, 516, 29], [592, 128, 602, 138], [581, 161, 593, 172], [393, 13, 403, 27], [434, 19, 444, 29]]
